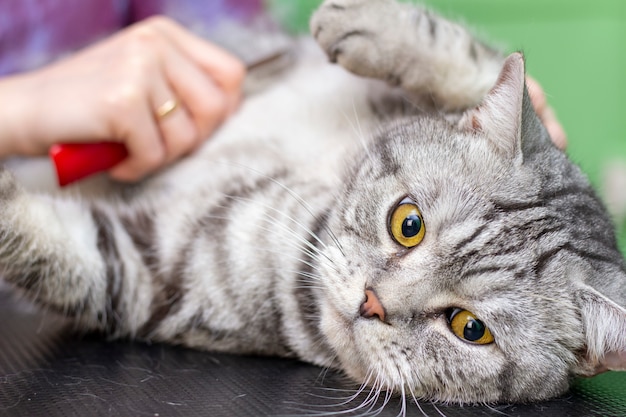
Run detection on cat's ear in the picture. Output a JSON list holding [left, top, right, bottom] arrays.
[[458, 52, 525, 159], [574, 285, 626, 376]]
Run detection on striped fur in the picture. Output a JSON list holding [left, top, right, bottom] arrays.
[[1, 0, 625, 408]]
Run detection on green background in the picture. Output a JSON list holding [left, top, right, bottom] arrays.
[[266, 0, 626, 254]]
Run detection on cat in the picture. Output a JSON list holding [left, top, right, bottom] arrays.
[[1, 0, 625, 409]]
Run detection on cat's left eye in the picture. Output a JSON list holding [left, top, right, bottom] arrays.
[[388, 198, 425, 248], [446, 308, 494, 345]]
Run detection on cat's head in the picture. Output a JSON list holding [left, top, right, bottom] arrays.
[[318, 53, 626, 404]]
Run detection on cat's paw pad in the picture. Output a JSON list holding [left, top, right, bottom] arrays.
[[311, 0, 395, 73]]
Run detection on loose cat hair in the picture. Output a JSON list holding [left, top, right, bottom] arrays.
[[2, 0, 625, 409]]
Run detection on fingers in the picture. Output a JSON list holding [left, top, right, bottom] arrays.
[[158, 36, 229, 143], [107, 69, 199, 182], [105, 17, 245, 182], [106, 92, 166, 182], [146, 16, 246, 113], [526, 76, 567, 150], [0, 15, 244, 183]]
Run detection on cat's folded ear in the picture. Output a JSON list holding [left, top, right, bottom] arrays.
[[574, 284, 626, 376], [458, 52, 545, 160]]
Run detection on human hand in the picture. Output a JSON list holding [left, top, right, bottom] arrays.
[[526, 76, 567, 150], [0, 16, 245, 182]]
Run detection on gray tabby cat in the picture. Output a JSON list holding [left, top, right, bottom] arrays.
[[2, 0, 625, 408]]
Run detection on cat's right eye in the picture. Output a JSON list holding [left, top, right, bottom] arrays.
[[388, 198, 425, 248], [445, 308, 494, 345]]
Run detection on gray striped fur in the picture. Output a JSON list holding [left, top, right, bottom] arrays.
[[1, 0, 624, 408]]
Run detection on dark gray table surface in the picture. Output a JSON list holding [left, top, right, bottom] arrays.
[[1, 290, 624, 417]]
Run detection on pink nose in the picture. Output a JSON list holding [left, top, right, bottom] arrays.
[[359, 288, 386, 322]]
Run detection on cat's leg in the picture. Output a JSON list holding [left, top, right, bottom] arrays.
[[311, 0, 503, 111], [0, 167, 156, 338]]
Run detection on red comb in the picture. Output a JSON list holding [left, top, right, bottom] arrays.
[[49, 142, 128, 186]]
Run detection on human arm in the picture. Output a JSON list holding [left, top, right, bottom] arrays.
[[0, 16, 246, 182]]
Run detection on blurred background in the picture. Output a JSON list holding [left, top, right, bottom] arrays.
[[267, 0, 626, 253]]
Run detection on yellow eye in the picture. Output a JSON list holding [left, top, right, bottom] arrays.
[[389, 199, 425, 248], [446, 308, 494, 345]]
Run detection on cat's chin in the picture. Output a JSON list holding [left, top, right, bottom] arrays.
[[319, 301, 398, 387], [318, 301, 366, 366]]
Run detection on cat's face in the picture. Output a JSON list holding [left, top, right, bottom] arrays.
[[315, 54, 626, 404], [317, 117, 580, 403]]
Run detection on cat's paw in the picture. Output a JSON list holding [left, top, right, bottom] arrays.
[[311, 0, 379, 49], [311, 0, 404, 83], [311, 0, 502, 111]]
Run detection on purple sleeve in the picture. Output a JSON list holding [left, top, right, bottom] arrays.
[[129, 0, 262, 25], [0, 0, 263, 76], [0, 0, 129, 75]]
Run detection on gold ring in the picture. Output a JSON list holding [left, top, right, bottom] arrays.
[[155, 99, 178, 119]]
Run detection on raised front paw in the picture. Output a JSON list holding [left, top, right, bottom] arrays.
[[311, 0, 503, 111], [311, 0, 375, 62], [311, 0, 402, 83]]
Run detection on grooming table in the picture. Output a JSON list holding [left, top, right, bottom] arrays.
[[1, 290, 624, 417]]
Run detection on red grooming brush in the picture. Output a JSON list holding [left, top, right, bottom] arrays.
[[49, 142, 128, 186]]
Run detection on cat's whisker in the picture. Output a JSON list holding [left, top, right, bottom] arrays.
[[289, 276, 324, 286], [305, 370, 377, 414], [314, 356, 339, 388], [201, 207, 339, 274], [429, 401, 450, 417], [187, 210, 322, 265], [352, 371, 386, 416], [213, 160, 346, 257], [394, 87, 434, 117], [314, 386, 360, 394], [369, 386, 389, 417], [240, 265, 323, 283], [304, 388, 367, 409], [210, 198, 342, 274], [254, 208, 340, 272], [293, 286, 325, 292], [349, 371, 380, 408], [342, 101, 375, 167], [396, 383, 407, 417], [482, 403, 511, 416], [409, 390, 432, 417], [361, 383, 391, 417], [293, 272, 325, 287], [292, 274, 324, 286], [241, 246, 328, 278], [189, 220, 338, 289], [292, 383, 384, 417], [223, 194, 330, 251], [293, 285, 325, 291]]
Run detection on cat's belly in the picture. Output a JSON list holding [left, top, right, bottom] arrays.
[[198, 39, 379, 178]]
